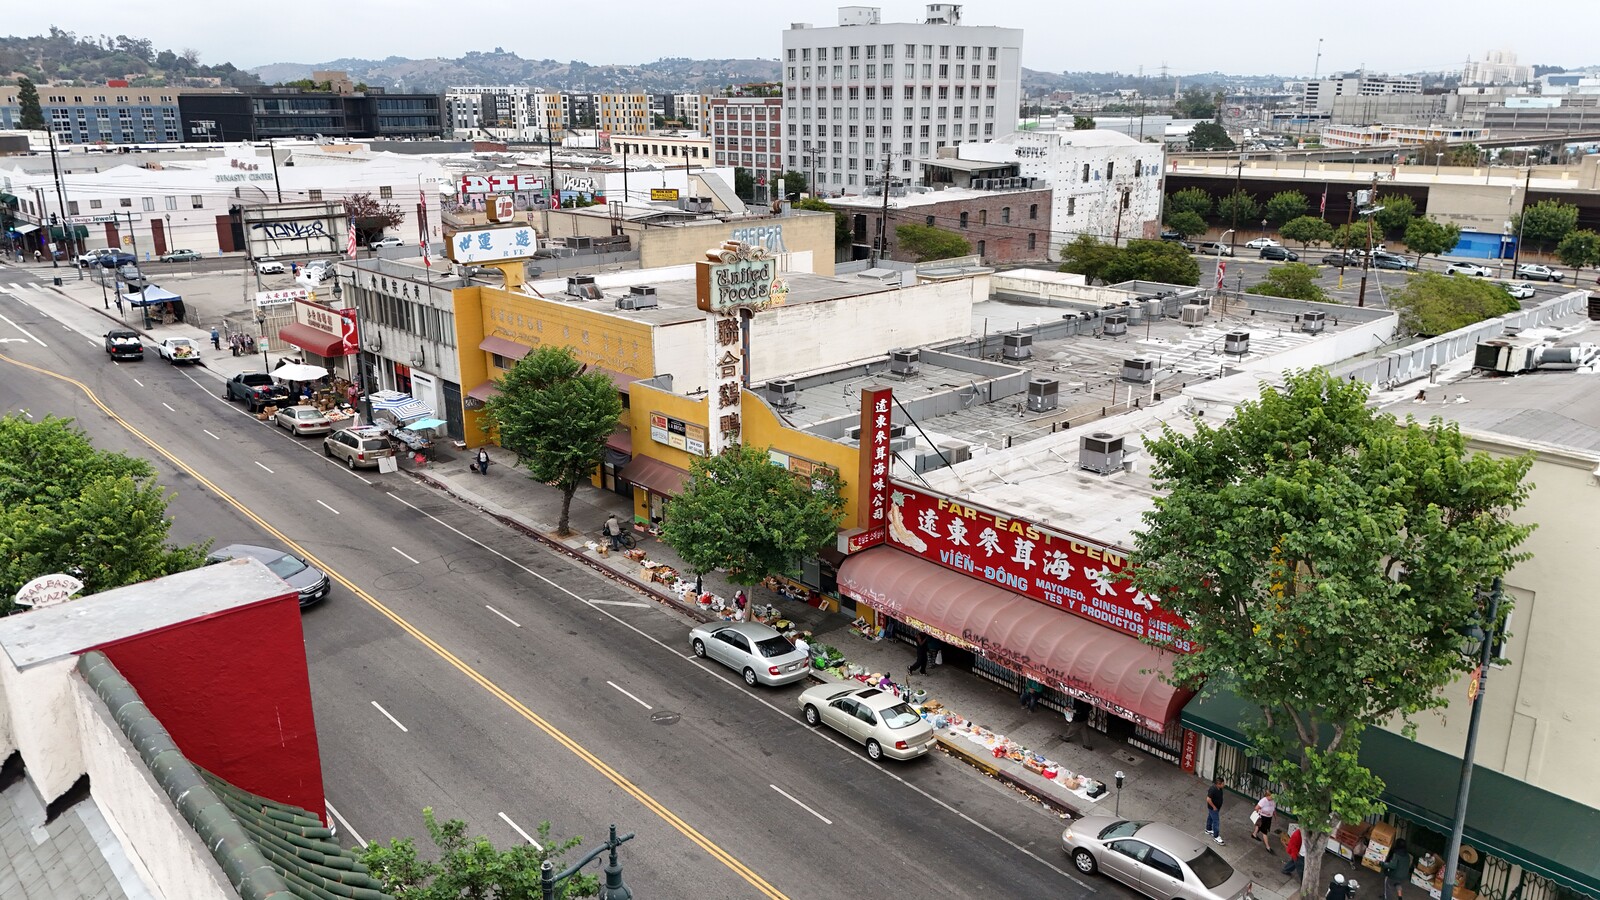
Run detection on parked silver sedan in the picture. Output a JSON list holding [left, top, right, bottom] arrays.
[[689, 621, 811, 686], [275, 404, 332, 436], [1062, 817, 1255, 900], [797, 683, 936, 761]]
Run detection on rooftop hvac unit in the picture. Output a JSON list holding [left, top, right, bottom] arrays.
[[1180, 304, 1208, 326], [767, 378, 798, 409], [566, 274, 601, 300], [1001, 332, 1033, 360], [1224, 331, 1251, 355], [936, 440, 971, 465], [1472, 338, 1541, 375], [1103, 313, 1128, 336], [1122, 357, 1155, 384], [1301, 310, 1326, 333], [615, 286, 659, 310], [685, 196, 713, 213], [567, 236, 594, 250], [1026, 378, 1059, 412], [890, 348, 921, 375], [1079, 432, 1125, 476]]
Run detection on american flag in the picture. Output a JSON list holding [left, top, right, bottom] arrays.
[[346, 219, 357, 259], [418, 188, 431, 268]]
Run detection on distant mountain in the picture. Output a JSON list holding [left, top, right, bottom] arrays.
[[248, 51, 781, 93], [0, 28, 260, 87]]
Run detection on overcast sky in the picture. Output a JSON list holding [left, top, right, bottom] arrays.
[[7, 2, 1594, 77]]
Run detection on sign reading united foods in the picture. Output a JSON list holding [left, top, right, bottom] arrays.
[[695, 241, 789, 314]]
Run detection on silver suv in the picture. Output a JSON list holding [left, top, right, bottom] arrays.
[[322, 427, 395, 469]]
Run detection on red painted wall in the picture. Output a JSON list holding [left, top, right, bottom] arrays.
[[84, 594, 326, 816]]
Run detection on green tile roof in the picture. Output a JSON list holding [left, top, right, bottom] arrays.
[[77, 651, 394, 900]]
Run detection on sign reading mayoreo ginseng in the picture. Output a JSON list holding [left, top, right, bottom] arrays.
[[884, 482, 1193, 651]]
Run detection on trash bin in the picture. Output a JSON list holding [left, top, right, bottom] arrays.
[[52, 277, 62, 286]]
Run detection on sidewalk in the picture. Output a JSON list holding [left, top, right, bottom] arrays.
[[410, 451, 1374, 900]]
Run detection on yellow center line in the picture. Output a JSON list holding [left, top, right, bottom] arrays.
[[2, 353, 789, 899]]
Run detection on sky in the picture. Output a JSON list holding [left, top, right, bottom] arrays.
[[6, 1, 1596, 77]]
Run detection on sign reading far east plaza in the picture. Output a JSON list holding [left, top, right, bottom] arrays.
[[884, 482, 1192, 651]]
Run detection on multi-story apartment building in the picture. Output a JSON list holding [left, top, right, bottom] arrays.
[[444, 86, 567, 141], [1463, 50, 1533, 87], [597, 93, 649, 136], [781, 4, 1023, 195], [1301, 72, 1422, 115], [0, 84, 199, 144], [710, 97, 784, 196], [673, 93, 711, 134], [178, 90, 443, 142]]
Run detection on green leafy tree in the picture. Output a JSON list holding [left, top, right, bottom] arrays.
[[1216, 190, 1259, 232], [783, 169, 808, 200], [1280, 215, 1334, 251], [1057, 234, 1122, 284], [1245, 262, 1330, 302], [1371, 194, 1417, 239], [1263, 191, 1309, 227], [1072, 115, 1096, 130], [795, 197, 849, 246], [17, 77, 45, 130], [1103, 239, 1201, 286], [1403, 217, 1462, 265], [1163, 210, 1207, 240], [733, 166, 754, 202], [483, 346, 623, 535], [662, 444, 845, 586], [1175, 87, 1218, 120], [1391, 272, 1522, 336], [1513, 199, 1580, 254], [362, 808, 597, 899], [1330, 223, 1363, 251], [1165, 187, 1213, 221], [0, 416, 208, 613], [1130, 369, 1533, 899], [1554, 229, 1600, 280], [894, 223, 972, 262], [1186, 121, 1233, 151]]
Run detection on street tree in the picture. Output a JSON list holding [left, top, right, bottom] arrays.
[[662, 444, 845, 586], [783, 170, 808, 200], [362, 808, 598, 899], [0, 416, 208, 613], [1329, 224, 1363, 251], [733, 167, 755, 202], [1403, 217, 1462, 265], [1186, 121, 1233, 151], [1245, 262, 1330, 302], [344, 192, 405, 245], [1103, 239, 1201, 286], [1165, 187, 1213, 222], [17, 78, 45, 130], [1554, 229, 1600, 281], [1371, 194, 1417, 239], [1162, 210, 1208, 240], [482, 346, 623, 535], [1057, 234, 1122, 284], [1175, 88, 1218, 120], [1130, 369, 1533, 899], [1280, 216, 1334, 251], [1216, 190, 1259, 232], [1391, 272, 1521, 336], [795, 197, 850, 247], [1073, 115, 1096, 130], [894, 223, 972, 261], [1513, 199, 1580, 254], [1263, 191, 1309, 227]]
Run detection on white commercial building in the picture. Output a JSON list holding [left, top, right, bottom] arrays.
[[445, 86, 567, 141], [1463, 50, 1533, 87], [1302, 72, 1422, 115], [781, 4, 1023, 194]]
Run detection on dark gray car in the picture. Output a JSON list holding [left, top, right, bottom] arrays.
[[205, 543, 330, 607]]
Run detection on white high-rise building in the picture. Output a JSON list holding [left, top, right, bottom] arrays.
[[444, 86, 566, 141], [781, 5, 1023, 195], [1463, 50, 1533, 86]]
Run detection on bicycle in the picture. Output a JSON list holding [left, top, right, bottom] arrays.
[[602, 523, 637, 551]]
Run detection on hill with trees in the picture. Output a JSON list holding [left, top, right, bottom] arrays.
[[0, 28, 260, 87]]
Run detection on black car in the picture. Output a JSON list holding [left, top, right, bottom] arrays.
[[99, 251, 136, 268], [1259, 246, 1299, 262], [205, 544, 330, 607], [1322, 253, 1360, 267], [1159, 229, 1184, 242]]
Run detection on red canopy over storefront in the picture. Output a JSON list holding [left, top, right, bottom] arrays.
[[277, 323, 350, 357]]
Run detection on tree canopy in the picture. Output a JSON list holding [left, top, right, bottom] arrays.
[[1216, 190, 1259, 230], [1165, 187, 1212, 221], [344, 192, 405, 243], [1555, 229, 1600, 277], [1186, 122, 1233, 151], [1072, 115, 1096, 130], [733, 166, 755, 202], [1245, 262, 1330, 302], [1175, 88, 1218, 120], [1513, 199, 1580, 254], [1060, 236, 1198, 286], [0, 416, 207, 613], [661, 444, 845, 586], [783, 170, 807, 200], [1371, 194, 1417, 239], [1162, 210, 1207, 240], [1263, 191, 1309, 227], [795, 197, 850, 246], [1280, 215, 1334, 250], [1403, 217, 1461, 262], [1391, 272, 1521, 336], [894, 222, 972, 262], [1130, 369, 1533, 898], [482, 346, 623, 535], [17, 77, 44, 130], [362, 808, 598, 899]]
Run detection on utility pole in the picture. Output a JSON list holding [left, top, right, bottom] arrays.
[[46, 129, 80, 273], [1356, 173, 1379, 309], [126, 211, 151, 316], [1510, 165, 1532, 271], [873, 148, 892, 266], [547, 137, 558, 209], [1229, 151, 1245, 256], [621, 143, 629, 204], [267, 137, 283, 203]]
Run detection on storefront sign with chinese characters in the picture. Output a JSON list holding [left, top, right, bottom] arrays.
[[254, 288, 308, 308], [848, 387, 893, 552], [294, 298, 343, 337], [707, 313, 743, 454], [447, 226, 537, 264], [883, 482, 1192, 651]]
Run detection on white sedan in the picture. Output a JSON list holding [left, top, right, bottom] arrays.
[[254, 257, 285, 275], [1445, 262, 1493, 277], [153, 338, 202, 365], [1245, 238, 1281, 250], [1499, 281, 1536, 299]]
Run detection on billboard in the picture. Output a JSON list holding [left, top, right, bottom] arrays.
[[448, 226, 537, 264]]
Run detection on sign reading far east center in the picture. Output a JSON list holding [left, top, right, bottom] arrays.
[[884, 482, 1192, 651]]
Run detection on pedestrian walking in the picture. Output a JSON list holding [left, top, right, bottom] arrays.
[[472, 447, 491, 475], [1281, 823, 1305, 878], [210, 326, 220, 350], [604, 514, 623, 549], [1251, 791, 1277, 854], [1382, 838, 1413, 900], [1204, 776, 1226, 844], [1060, 697, 1095, 749], [1326, 874, 1354, 900], [908, 632, 930, 675]]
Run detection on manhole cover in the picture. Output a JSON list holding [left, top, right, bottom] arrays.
[[444, 551, 496, 574], [372, 571, 426, 591], [650, 711, 681, 726]]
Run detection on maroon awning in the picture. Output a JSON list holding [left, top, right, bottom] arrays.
[[838, 548, 1192, 730], [606, 427, 632, 454], [466, 380, 500, 402], [620, 456, 688, 496], [594, 367, 641, 394], [277, 323, 349, 357], [479, 335, 532, 360]]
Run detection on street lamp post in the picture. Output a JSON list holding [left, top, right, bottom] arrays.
[[539, 824, 634, 900], [1438, 579, 1502, 900], [255, 310, 270, 372], [1435, 153, 1445, 178]]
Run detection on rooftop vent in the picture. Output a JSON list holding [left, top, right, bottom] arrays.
[[1301, 310, 1326, 334], [1026, 377, 1059, 412], [890, 348, 920, 375], [1080, 432, 1125, 476], [767, 378, 798, 410], [1001, 332, 1033, 360], [1180, 304, 1208, 326], [1103, 313, 1128, 336], [1224, 331, 1251, 356], [565, 274, 601, 300], [1122, 357, 1155, 384], [616, 285, 658, 310]]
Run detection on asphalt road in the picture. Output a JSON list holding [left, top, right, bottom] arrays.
[[0, 265, 1102, 899], [1197, 248, 1575, 310]]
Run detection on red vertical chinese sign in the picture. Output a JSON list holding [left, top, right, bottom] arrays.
[[848, 387, 893, 552]]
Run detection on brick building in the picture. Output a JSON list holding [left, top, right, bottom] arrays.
[[710, 97, 784, 201], [829, 185, 1051, 263]]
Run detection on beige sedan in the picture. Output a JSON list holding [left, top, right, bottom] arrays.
[[274, 405, 332, 436], [1063, 817, 1256, 900], [798, 684, 936, 761]]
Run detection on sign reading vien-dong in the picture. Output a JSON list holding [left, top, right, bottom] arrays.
[[448, 226, 537, 264]]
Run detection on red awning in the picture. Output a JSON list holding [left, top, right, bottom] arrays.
[[277, 323, 350, 357], [620, 456, 689, 496], [479, 335, 532, 360], [594, 367, 641, 394], [466, 380, 500, 402], [838, 548, 1192, 730], [606, 427, 632, 454]]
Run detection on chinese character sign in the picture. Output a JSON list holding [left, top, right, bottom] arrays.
[[706, 311, 744, 455], [448, 226, 539, 264], [884, 483, 1192, 650], [852, 387, 893, 550]]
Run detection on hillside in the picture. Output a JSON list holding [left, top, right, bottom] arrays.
[[249, 51, 781, 93], [0, 28, 259, 87]]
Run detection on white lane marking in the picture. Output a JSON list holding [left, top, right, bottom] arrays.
[[386, 492, 589, 603], [317, 500, 340, 515], [0, 311, 47, 347], [161, 402, 176, 412], [392, 546, 420, 565], [325, 802, 369, 849], [485, 605, 521, 627], [254, 461, 274, 474], [497, 812, 543, 849], [203, 430, 220, 440], [589, 599, 651, 608], [87, 337, 98, 347], [133, 378, 144, 387], [770, 784, 833, 825], [371, 701, 408, 732], [606, 681, 653, 711]]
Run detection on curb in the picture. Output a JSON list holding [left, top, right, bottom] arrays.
[[935, 735, 1086, 819]]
